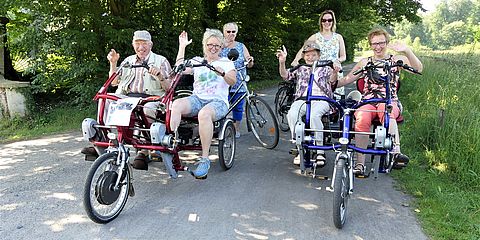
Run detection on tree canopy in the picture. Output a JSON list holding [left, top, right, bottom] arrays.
[[1, 0, 423, 105], [393, 0, 480, 50]]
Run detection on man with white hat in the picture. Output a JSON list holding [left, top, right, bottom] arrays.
[[82, 30, 172, 170]]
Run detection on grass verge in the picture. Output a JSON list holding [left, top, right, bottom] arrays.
[[394, 51, 480, 239], [0, 104, 96, 144]]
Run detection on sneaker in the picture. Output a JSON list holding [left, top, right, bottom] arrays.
[[132, 153, 149, 170], [191, 157, 210, 178], [235, 132, 241, 139], [81, 146, 98, 157], [315, 153, 326, 166], [353, 163, 365, 176], [293, 155, 300, 165], [393, 153, 410, 168]]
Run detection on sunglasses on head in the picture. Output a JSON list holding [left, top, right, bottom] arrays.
[[321, 19, 333, 23], [226, 30, 236, 33]]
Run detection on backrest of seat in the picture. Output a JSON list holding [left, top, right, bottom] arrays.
[[174, 74, 194, 99]]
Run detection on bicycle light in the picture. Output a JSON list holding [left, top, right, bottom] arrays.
[[339, 137, 349, 145]]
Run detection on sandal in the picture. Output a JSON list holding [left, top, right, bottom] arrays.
[[353, 163, 365, 176], [315, 153, 326, 166], [132, 153, 149, 170], [393, 153, 410, 169]]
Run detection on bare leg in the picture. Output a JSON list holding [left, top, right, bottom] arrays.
[[198, 106, 216, 158], [169, 98, 191, 132], [234, 121, 240, 133]]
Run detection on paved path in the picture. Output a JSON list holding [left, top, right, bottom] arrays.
[[0, 78, 427, 240]]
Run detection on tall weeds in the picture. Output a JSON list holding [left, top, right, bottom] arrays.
[[401, 52, 480, 190]]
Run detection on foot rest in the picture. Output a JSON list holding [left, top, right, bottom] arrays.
[[84, 154, 97, 161]]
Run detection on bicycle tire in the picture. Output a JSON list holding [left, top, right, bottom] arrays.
[[218, 121, 236, 170], [83, 152, 130, 224], [246, 96, 279, 149], [333, 156, 349, 229], [274, 86, 291, 132]]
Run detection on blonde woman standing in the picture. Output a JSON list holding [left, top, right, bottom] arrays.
[[291, 10, 346, 98]]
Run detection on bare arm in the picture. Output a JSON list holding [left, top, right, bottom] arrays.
[[337, 59, 365, 87], [223, 69, 237, 86], [243, 44, 254, 68], [175, 31, 193, 75], [337, 34, 346, 63], [389, 41, 423, 73], [108, 49, 121, 86], [276, 45, 289, 80], [158, 59, 172, 91]]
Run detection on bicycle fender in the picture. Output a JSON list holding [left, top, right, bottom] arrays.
[[218, 119, 235, 140]]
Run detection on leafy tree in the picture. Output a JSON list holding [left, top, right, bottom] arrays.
[[1, 0, 424, 108]]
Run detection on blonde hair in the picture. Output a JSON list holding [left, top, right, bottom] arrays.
[[223, 22, 239, 33], [202, 28, 225, 55], [367, 28, 390, 44], [318, 10, 337, 32]]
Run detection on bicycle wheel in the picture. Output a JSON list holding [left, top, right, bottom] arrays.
[[246, 96, 279, 149], [218, 121, 236, 170], [333, 156, 350, 229], [83, 152, 130, 224], [274, 86, 291, 132]]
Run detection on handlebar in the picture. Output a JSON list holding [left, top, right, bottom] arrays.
[[289, 60, 343, 73], [353, 57, 421, 76], [122, 61, 150, 70], [173, 58, 224, 76]]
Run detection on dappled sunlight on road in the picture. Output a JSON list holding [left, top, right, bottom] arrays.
[[43, 214, 90, 232], [291, 200, 319, 211], [0, 202, 24, 211], [44, 192, 76, 201], [232, 211, 288, 240]]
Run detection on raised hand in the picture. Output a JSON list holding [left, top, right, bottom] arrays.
[[179, 31, 193, 48], [276, 45, 287, 63], [107, 49, 120, 64], [388, 41, 411, 53]]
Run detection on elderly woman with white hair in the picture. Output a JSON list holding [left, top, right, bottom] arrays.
[[219, 22, 254, 138], [170, 29, 237, 178]]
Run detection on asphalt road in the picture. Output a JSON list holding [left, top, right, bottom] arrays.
[[0, 85, 427, 240]]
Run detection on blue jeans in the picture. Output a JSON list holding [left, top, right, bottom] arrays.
[[228, 92, 246, 122]]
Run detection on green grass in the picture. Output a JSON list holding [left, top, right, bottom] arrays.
[[394, 51, 480, 239], [0, 104, 96, 143]]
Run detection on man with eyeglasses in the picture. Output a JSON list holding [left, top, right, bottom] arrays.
[[220, 22, 254, 139], [336, 28, 423, 176], [81, 30, 172, 170]]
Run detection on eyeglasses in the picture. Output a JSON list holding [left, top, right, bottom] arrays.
[[207, 44, 222, 49], [133, 41, 150, 47], [226, 30, 236, 34], [370, 41, 387, 47], [321, 18, 333, 23]]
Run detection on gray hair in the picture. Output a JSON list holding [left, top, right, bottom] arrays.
[[202, 28, 225, 55], [223, 22, 239, 32]]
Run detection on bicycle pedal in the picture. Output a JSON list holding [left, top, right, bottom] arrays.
[[84, 154, 97, 161]]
